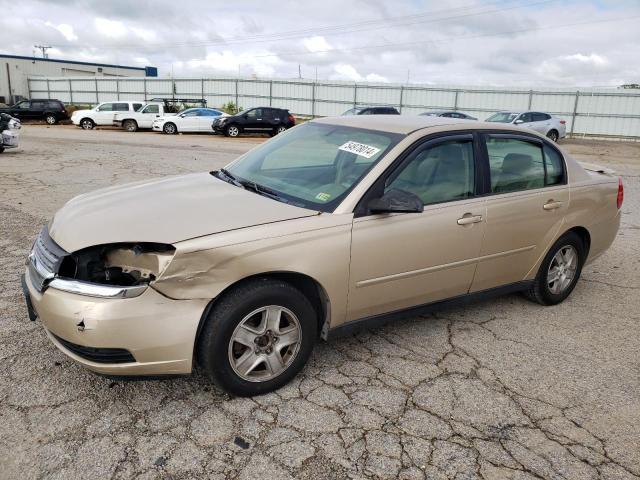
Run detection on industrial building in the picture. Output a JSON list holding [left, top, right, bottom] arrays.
[[0, 54, 157, 104]]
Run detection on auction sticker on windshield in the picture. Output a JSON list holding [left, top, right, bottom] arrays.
[[338, 141, 381, 158]]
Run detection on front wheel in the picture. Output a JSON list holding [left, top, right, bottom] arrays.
[[80, 118, 95, 130], [197, 278, 317, 396], [225, 125, 240, 137], [524, 232, 585, 305], [163, 122, 177, 134], [546, 129, 559, 142], [45, 114, 58, 125]]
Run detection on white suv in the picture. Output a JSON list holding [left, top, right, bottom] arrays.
[[71, 101, 144, 130]]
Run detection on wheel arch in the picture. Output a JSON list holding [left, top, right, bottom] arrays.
[[565, 226, 591, 259], [193, 271, 332, 361]]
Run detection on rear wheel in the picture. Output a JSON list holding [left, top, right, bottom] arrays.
[[0, 146, 4, 154], [80, 118, 95, 130], [225, 125, 240, 137], [45, 114, 58, 125], [163, 122, 177, 134], [524, 231, 585, 305], [123, 119, 138, 132], [546, 129, 559, 142], [197, 278, 317, 396], [271, 125, 287, 136]]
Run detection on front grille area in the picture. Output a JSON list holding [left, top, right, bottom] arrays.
[[51, 333, 136, 364], [28, 226, 67, 292]]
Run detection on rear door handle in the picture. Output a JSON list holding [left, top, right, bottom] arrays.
[[457, 214, 483, 225], [543, 200, 563, 210]]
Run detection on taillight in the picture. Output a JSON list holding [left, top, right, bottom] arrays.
[[559, 120, 566, 125], [617, 177, 624, 209], [288, 114, 295, 123]]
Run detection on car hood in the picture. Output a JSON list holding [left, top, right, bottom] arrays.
[[49, 173, 318, 252], [71, 109, 92, 116]]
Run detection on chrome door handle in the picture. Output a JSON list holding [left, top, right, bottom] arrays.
[[543, 200, 563, 210], [457, 214, 483, 225]]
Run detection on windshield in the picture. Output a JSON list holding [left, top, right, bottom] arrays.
[[224, 122, 403, 212], [486, 112, 518, 123], [341, 108, 363, 116]]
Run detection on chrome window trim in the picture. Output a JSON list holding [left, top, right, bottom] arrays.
[[48, 278, 148, 299]]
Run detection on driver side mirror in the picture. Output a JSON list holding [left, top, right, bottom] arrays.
[[514, 119, 524, 124], [368, 189, 424, 214]]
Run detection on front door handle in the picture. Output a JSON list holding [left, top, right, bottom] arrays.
[[457, 214, 483, 225], [543, 200, 563, 210]]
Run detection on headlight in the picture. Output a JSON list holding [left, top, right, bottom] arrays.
[[51, 243, 175, 298], [218, 117, 226, 124]]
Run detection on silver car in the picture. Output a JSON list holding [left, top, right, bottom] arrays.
[[486, 111, 566, 141]]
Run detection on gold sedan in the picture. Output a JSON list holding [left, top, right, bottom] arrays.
[[22, 116, 622, 396]]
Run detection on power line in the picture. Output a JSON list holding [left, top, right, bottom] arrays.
[[34, 44, 52, 58], [244, 14, 640, 60], [48, 0, 554, 51]]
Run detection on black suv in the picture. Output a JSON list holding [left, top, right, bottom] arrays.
[[0, 99, 68, 124], [212, 107, 295, 137], [341, 106, 400, 115]]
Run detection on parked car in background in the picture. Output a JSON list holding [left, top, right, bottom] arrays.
[[0, 99, 68, 124], [342, 106, 400, 115], [420, 110, 477, 120], [22, 115, 622, 396], [486, 111, 566, 141], [114, 98, 208, 132], [71, 101, 144, 130], [152, 108, 227, 134], [212, 107, 295, 137]]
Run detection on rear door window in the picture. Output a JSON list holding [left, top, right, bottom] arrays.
[[543, 145, 565, 185], [112, 103, 129, 112], [31, 101, 46, 110], [532, 112, 551, 122], [486, 137, 545, 193]]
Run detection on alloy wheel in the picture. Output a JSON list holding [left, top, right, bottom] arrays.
[[81, 119, 93, 130], [228, 126, 239, 137], [547, 245, 578, 294], [45, 115, 56, 125], [228, 305, 302, 382], [276, 126, 286, 134]]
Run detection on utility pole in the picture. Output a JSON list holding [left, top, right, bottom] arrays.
[[34, 45, 52, 59]]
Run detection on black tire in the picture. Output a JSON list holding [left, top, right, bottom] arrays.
[[45, 113, 58, 125], [271, 125, 287, 137], [163, 122, 177, 134], [546, 129, 559, 142], [225, 124, 240, 137], [197, 278, 317, 396], [524, 231, 585, 305], [0, 146, 4, 154], [123, 119, 138, 132], [80, 118, 95, 130]]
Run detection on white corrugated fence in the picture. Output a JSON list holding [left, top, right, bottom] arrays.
[[28, 76, 640, 140]]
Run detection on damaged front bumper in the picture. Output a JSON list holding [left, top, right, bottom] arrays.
[[24, 267, 208, 375]]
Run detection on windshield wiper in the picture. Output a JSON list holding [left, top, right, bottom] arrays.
[[216, 168, 243, 187]]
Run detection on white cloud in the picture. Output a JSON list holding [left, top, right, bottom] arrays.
[[365, 73, 389, 83], [94, 17, 127, 38], [186, 50, 280, 77], [131, 27, 157, 42], [302, 36, 331, 54], [332, 63, 362, 81], [45, 22, 78, 41], [562, 53, 608, 66]]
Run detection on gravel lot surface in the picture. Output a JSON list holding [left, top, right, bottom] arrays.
[[1, 125, 639, 480]]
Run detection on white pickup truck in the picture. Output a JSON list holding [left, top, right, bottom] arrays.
[[113, 98, 207, 132]]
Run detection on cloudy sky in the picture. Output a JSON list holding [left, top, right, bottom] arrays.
[[1, 0, 639, 87]]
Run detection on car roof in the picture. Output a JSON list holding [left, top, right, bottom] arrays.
[[311, 115, 546, 136]]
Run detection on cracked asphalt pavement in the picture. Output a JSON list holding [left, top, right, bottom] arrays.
[[1, 126, 639, 480]]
